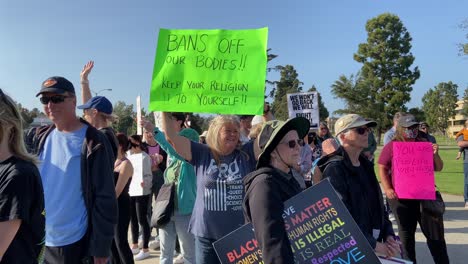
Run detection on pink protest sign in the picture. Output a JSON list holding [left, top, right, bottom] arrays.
[[392, 142, 435, 200]]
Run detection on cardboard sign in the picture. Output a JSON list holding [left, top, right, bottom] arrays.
[[392, 142, 435, 200], [213, 180, 381, 263], [287, 91, 319, 129], [149, 28, 268, 115]]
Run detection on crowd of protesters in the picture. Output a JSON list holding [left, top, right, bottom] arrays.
[[0, 61, 457, 264]]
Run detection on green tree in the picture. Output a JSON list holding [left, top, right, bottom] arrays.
[[270, 65, 303, 120], [307, 85, 329, 121], [189, 114, 206, 134], [458, 19, 468, 55], [353, 13, 420, 134], [421, 82, 458, 133], [408, 107, 425, 122], [112, 101, 135, 135], [462, 87, 468, 116]]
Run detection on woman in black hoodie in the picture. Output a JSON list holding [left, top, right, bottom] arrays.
[[243, 117, 309, 264]]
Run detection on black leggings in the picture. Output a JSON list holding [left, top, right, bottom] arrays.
[[111, 194, 134, 264], [389, 198, 449, 264], [130, 195, 151, 249]]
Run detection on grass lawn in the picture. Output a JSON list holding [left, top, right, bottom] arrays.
[[374, 145, 464, 196]]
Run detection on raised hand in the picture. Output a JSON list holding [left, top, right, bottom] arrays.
[[80, 60, 94, 81]]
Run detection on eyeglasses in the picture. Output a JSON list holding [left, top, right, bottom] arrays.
[[281, 139, 304, 149], [40, 95, 70, 105], [352, 127, 371, 135]]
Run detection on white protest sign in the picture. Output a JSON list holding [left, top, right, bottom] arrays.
[[153, 111, 163, 132], [287, 91, 319, 129], [137, 95, 142, 135]]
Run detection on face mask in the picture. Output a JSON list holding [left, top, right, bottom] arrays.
[[403, 127, 418, 139]]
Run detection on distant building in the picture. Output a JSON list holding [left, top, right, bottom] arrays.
[[447, 100, 467, 138]]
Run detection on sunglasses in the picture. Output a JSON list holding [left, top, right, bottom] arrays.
[[40, 95, 71, 105], [281, 139, 304, 149], [352, 127, 371, 135]]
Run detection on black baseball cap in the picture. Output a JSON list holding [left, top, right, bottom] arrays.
[[36, 76, 75, 97]]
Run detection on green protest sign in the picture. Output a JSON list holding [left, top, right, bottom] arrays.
[[149, 28, 268, 115]]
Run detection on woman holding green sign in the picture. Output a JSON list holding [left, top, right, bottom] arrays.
[[146, 112, 261, 263]]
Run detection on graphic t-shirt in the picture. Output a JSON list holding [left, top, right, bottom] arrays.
[[0, 156, 45, 264], [189, 141, 256, 239]]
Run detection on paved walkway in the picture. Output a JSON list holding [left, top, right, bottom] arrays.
[[132, 193, 468, 264]]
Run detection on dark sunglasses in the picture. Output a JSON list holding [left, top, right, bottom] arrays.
[[40, 95, 70, 105], [352, 127, 371, 135], [282, 139, 304, 149]]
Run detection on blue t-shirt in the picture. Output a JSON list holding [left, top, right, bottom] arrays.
[[189, 141, 256, 239], [39, 125, 88, 246]]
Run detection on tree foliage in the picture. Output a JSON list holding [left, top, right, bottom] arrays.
[[270, 65, 303, 120], [352, 13, 420, 131], [265, 48, 282, 98], [408, 107, 425, 122], [112, 101, 135, 135], [307, 85, 329, 121], [421, 82, 458, 132], [462, 87, 468, 116], [458, 19, 468, 55]]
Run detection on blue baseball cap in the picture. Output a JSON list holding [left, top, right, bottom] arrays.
[[77, 96, 113, 114]]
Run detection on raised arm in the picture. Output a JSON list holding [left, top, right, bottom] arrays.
[[80, 60, 94, 103], [141, 113, 192, 161]]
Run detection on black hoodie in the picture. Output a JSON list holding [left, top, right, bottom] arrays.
[[243, 166, 301, 264]]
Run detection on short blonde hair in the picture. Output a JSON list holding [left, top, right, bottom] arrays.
[[0, 89, 38, 165], [206, 115, 240, 155]]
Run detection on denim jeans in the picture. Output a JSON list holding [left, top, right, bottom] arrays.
[[464, 163, 468, 202], [195, 236, 220, 264], [160, 213, 195, 264]]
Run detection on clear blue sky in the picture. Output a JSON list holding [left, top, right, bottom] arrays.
[[1, 0, 466, 116]]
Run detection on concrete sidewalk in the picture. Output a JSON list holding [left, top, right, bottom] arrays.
[[412, 193, 468, 264], [133, 193, 468, 264]]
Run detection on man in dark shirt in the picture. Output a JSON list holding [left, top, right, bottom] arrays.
[[321, 114, 400, 258]]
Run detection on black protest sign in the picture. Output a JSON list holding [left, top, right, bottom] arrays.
[[213, 180, 381, 264], [287, 91, 320, 129]]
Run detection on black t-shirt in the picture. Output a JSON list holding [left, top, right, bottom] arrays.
[[100, 127, 118, 161], [0, 156, 45, 264]]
